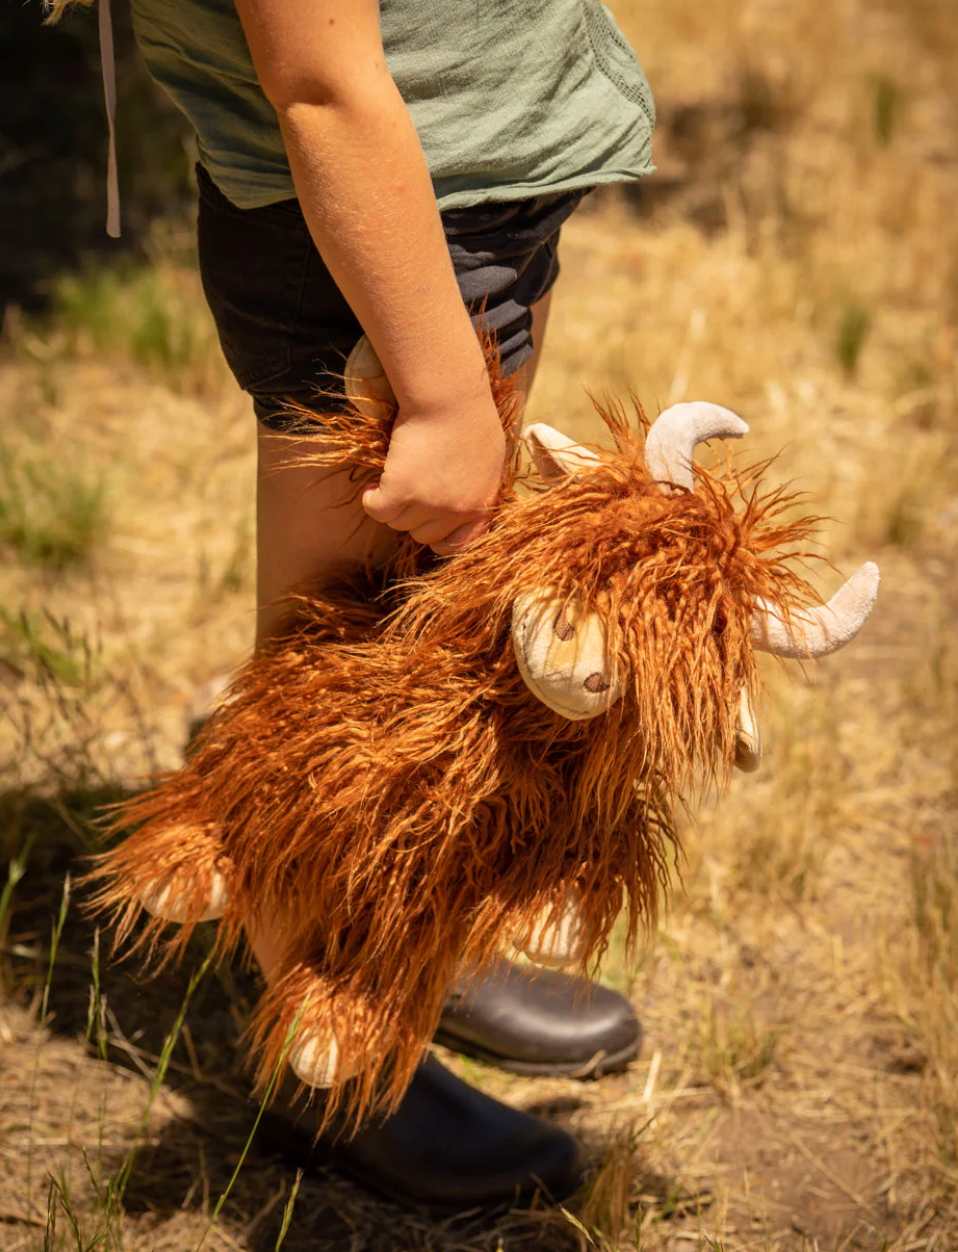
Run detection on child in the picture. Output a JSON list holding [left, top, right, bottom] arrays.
[[53, 0, 656, 1209]]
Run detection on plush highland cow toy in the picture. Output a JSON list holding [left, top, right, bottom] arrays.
[[93, 339, 879, 1129]]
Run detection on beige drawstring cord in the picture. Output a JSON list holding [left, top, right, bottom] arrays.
[[98, 0, 121, 237]]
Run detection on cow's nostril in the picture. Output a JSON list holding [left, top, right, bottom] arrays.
[[553, 609, 575, 642], [583, 672, 610, 693]]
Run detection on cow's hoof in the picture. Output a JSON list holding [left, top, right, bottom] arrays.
[[513, 898, 584, 969], [140, 868, 229, 924]]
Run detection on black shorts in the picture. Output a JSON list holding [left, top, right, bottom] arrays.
[[196, 164, 587, 429]]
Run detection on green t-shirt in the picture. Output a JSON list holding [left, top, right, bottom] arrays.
[[132, 0, 655, 210]]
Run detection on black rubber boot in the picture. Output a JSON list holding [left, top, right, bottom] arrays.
[[435, 957, 642, 1078], [253, 1054, 583, 1212]]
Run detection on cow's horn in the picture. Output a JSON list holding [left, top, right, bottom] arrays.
[[523, 423, 602, 480], [751, 562, 880, 659], [645, 402, 749, 494]]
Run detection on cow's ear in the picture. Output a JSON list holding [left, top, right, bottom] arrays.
[[523, 423, 601, 480]]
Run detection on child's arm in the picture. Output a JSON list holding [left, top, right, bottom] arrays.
[[233, 0, 506, 553]]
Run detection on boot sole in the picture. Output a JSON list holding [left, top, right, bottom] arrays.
[[330, 1155, 584, 1216], [432, 1029, 642, 1078]]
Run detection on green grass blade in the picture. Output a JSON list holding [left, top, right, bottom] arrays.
[[193, 1000, 309, 1252], [0, 828, 35, 955], [273, 1170, 303, 1251], [27, 872, 72, 1221]]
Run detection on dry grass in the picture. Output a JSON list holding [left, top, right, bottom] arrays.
[[2, 0, 957, 1246]]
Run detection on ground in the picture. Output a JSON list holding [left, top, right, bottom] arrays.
[[1, 0, 956, 1248]]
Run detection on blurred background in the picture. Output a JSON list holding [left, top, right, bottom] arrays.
[[1, 0, 193, 313], [0, 1, 956, 1249]]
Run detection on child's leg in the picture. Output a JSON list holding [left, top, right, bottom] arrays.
[[255, 429, 398, 645], [524, 290, 552, 395]]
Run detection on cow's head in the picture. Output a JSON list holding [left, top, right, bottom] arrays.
[[512, 405, 879, 773], [342, 334, 879, 783]]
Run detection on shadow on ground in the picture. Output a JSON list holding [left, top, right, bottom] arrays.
[[1, 785, 612, 1251]]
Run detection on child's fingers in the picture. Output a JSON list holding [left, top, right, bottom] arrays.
[[372, 499, 437, 534], [363, 480, 489, 551], [408, 518, 456, 548], [361, 481, 406, 525], [364, 486, 443, 533], [429, 517, 486, 556]]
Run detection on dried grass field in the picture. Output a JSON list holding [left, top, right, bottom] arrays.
[[1, 0, 957, 1248]]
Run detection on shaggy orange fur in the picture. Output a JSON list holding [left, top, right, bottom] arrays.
[[90, 357, 822, 1130]]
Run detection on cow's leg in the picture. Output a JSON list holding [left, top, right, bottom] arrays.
[[89, 803, 232, 960], [247, 911, 453, 1130], [246, 928, 384, 1131], [135, 823, 230, 924]]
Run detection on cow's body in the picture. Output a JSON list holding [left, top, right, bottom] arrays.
[[92, 357, 878, 1129]]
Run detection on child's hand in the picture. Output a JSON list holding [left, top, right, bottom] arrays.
[[362, 387, 506, 555]]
